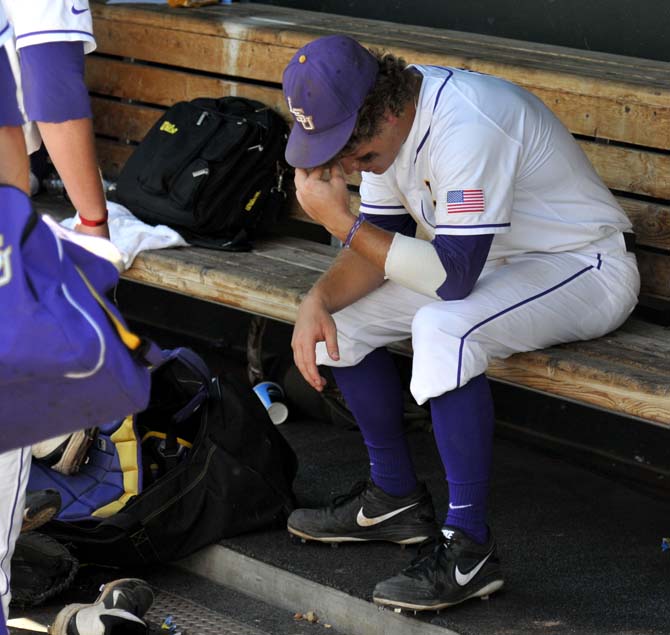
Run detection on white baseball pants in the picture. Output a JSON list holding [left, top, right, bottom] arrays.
[[316, 234, 640, 405]]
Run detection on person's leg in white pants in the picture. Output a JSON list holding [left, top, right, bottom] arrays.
[[0, 447, 31, 623]]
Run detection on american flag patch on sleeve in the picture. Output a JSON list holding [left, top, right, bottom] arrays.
[[446, 189, 485, 213]]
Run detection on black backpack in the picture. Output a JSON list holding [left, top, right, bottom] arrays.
[[116, 97, 290, 251], [39, 348, 298, 566]]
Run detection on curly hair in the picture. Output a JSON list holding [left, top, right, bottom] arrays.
[[338, 49, 416, 157]]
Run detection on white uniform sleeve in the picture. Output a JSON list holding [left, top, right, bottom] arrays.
[[431, 121, 520, 236], [359, 171, 407, 216], [3, 0, 96, 54]]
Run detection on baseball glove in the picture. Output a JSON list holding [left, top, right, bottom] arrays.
[[9, 532, 79, 608]]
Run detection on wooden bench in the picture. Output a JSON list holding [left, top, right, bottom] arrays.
[[57, 0, 670, 427]]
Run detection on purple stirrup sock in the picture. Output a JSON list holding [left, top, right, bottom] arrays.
[[0, 47, 23, 127], [19, 42, 92, 123], [331, 348, 418, 497], [430, 373, 495, 544]]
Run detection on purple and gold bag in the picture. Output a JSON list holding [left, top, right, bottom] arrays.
[[0, 185, 160, 452]]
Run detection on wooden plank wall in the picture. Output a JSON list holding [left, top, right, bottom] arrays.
[[87, 0, 670, 304]]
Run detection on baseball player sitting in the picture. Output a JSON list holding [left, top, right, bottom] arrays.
[[282, 35, 640, 612]]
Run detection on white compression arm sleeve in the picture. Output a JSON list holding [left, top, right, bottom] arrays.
[[384, 233, 446, 299]]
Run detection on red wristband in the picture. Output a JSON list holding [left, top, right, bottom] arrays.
[[78, 210, 109, 227]]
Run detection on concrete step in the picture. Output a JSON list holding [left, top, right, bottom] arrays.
[[179, 545, 459, 635]]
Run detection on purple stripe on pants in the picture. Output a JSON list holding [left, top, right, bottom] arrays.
[[455, 263, 595, 387]]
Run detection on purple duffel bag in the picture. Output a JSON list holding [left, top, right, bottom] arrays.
[[0, 184, 161, 452]]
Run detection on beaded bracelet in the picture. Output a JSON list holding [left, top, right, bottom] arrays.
[[343, 217, 365, 249], [79, 209, 109, 227]]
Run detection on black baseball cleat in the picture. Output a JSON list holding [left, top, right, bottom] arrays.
[[49, 578, 154, 635], [287, 480, 438, 545], [372, 526, 504, 611]]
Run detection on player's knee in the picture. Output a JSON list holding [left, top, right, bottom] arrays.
[[411, 302, 466, 341], [19, 42, 92, 123]]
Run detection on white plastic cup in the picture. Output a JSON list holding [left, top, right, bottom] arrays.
[[253, 381, 289, 425]]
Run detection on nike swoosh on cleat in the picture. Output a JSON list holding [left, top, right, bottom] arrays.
[[111, 589, 124, 607], [454, 549, 494, 586], [71, 4, 89, 15], [356, 502, 419, 527]]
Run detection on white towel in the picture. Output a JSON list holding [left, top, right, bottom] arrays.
[[60, 201, 188, 270]]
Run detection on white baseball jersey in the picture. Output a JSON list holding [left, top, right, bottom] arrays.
[[360, 65, 632, 260], [1, 0, 95, 53]]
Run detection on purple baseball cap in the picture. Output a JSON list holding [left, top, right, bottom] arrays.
[[282, 35, 379, 169]]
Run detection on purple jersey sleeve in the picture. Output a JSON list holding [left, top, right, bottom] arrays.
[[432, 233, 493, 300], [19, 42, 92, 123], [360, 211, 417, 237], [0, 47, 23, 127]]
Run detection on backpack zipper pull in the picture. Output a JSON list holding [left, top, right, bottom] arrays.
[[271, 164, 287, 198], [196, 111, 209, 126]]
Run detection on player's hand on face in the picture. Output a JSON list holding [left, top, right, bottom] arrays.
[[291, 294, 340, 392], [294, 163, 351, 232], [75, 221, 110, 240]]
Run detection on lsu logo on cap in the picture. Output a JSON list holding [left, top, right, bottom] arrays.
[[287, 97, 315, 131]]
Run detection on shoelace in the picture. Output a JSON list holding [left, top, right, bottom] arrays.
[[403, 534, 453, 580], [328, 479, 369, 510]]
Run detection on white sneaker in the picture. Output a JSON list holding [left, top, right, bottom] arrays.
[[49, 578, 154, 635]]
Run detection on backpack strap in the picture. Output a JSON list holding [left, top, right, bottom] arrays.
[[151, 348, 211, 471], [75, 266, 165, 368], [164, 347, 214, 384]]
